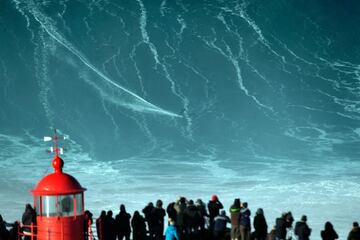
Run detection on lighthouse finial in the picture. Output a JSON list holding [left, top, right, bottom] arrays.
[[44, 128, 68, 173]]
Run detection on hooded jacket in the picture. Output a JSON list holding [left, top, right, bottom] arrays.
[[208, 200, 224, 221], [184, 204, 201, 229], [21, 205, 36, 234], [254, 213, 268, 240], [348, 227, 360, 240], [321, 223, 338, 240], [214, 213, 230, 233], [165, 224, 179, 240], [295, 221, 311, 240], [115, 210, 131, 234], [174, 199, 187, 227], [239, 208, 251, 227], [229, 201, 241, 227], [0, 216, 9, 240], [275, 216, 288, 240]]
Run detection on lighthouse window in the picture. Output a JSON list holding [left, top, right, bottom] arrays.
[[40, 194, 83, 217], [58, 195, 74, 216], [75, 193, 83, 216], [41, 196, 58, 217], [35, 196, 41, 215]]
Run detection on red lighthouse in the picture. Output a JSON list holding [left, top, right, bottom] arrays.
[[31, 130, 86, 240]]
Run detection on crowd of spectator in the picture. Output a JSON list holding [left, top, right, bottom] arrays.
[[1, 195, 360, 240]]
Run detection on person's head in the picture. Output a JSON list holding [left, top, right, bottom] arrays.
[[100, 210, 106, 217], [85, 210, 93, 218], [168, 218, 176, 225], [179, 197, 186, 204], [120, 204, 126, 212], [25, 203, 32, 211], [233, 198, 241, 208], [242, 202, 248, 208], [325, 221, 333, 231], [256, 208, 264, 215], [156, 199, 163, 208], [211, 194, 218, 202], [133, 211, 140, 217], [301, 215, 307, 222], [0, 214, 3, 222], [107, 210, 113, 217], [281, 212, 287, 218], [187, 200, 194, 206], [286, 212, 294, 222], [148, 202, 154, 207], [353, 222, 359, 228], [84, 211, 90, 220], [195, 199, 203, 206], [220, 210, 226, 216]]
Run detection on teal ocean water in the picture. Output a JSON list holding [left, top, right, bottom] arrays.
[[1, 0, 360, 239]]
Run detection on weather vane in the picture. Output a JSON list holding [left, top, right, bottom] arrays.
[[44, 128, 68, 156]]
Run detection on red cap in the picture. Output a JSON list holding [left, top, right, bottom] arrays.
[[211, 194, 218, 201]]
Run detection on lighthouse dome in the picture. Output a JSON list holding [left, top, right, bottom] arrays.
[[32, 155, 86, 195]]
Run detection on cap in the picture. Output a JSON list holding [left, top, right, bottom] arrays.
[[211, 194, 218, 201]]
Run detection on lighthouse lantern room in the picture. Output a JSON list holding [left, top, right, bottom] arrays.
[[31, 130, 86, 240]]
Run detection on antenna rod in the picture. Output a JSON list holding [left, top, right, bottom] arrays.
[[53, 128, 59, 156]]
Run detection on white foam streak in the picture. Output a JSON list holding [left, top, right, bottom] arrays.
[[234, 1, 286, 64], [34, 30, 54, 125], [176, 16, 187, 38], [318, 89, 360, 116], [203, 38, 273, 111], [159, 0, 167, 17], [14, 1, 180, 118], [137, 0, 160, 66], [136, 0, 193, 137], [181, 61, 212, 99], [129, 44, 147, 97], [317, 56, 360, 78]]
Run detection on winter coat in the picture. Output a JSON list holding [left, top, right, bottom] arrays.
[[152, 207, 166, 238], [142, 205, 155, 228], [253, 214, 268, 240], [174, 201, 187, 228], [0, 220, 9, 240], [275, 217, 287, 240], [197, 203, 208, 218], [348, 227, 360, 240], [213, 214, 230, 233], [165, 225, 179, 240], [131, 214, 147, 240], [166, 202, 177, 220], [115, 211, 131, 234], [321, 228, 338, 240], [96, 215, 106, 240], [152, 207, 166, 227], [184, 205, 201, 229], [239, 208, 251, 227], [9, 222, 19, 240], [208, 200, 224, 221], [294, 221, 311, 240], [21, 206, 36, 234], [104, 215, 117, 240], [229, 206, 241, 226]]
